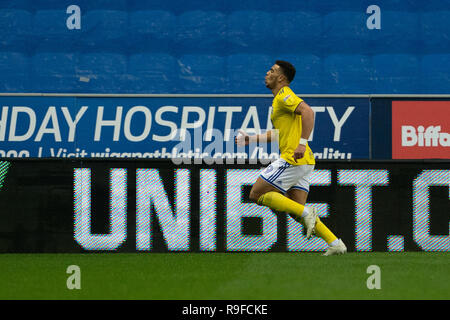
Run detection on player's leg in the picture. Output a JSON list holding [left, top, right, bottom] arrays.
[[249, 177, 308, 220], [286, 188, 346, 255], [249, 159, 316, 238], [288, 165, 346, 255], [286, 188, 338, 245]]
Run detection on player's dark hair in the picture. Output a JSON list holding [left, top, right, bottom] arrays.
[[275, 60, 296, 83]]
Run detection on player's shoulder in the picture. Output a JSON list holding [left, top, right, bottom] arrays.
[[276, 86, 302, 104], [277, 86, 298, 98]]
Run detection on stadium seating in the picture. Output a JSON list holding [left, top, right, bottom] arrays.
[[128, 53, 177, 93], [372, 54, 420, 94], [0, 0, 30, 9], [227, 11, 274, 54], [420, 0, 450, 11], [29, 0, 128, 11], [178, 55, 227, 93], [0, 9, 32, 52], [32, 53, 80, 92], [0, 52, 30, 92], [33, 10, 81, 52], [274, 12, 322, 55], [175, 11, 227, 54], [322, 11, 372, 55], [128, 0, 225, 13], [296, 0, 370, 12], [362, 0, 419, 11], [421, 11, 450, 53], [323, 55, 373, 94], [79, 10, 128, 52], [224, 0, 272, 12], [127, 11, 175, 53], [228, 54, 273, 93], [277, 54, 322, 94], [77, 53, 127, 93], [368, 11, 419, 54], [421, 54, 450, 94], [0, 2, 448, 94]]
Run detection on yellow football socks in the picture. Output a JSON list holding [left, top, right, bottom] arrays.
[[257, 191, 307, 219], [314, 217, 338, 245], [257, 191, 338, 245]]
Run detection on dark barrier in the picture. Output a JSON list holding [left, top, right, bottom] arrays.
[[0, 159, 448, 253]]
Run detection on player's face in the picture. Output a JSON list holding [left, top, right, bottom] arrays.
[[265, 64, 283, 89]]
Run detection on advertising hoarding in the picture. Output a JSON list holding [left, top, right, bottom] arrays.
[[0, 96, 370, 160], [0, 159, 448, 253], [392, 101, 450, 159]]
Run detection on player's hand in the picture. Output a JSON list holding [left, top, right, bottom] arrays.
[[235, 129, 250, 146], [293, 144, 306, 160]]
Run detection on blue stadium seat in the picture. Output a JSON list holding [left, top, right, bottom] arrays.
[[33, 10, 81, 52], [227, 54, 273, 93], [127, 0, 174, 11], [421, 11, 450, 53], [421, 54, 450, 94], [275, 12, 322, 54], [322, 55, 373, 94], [276, 54, 322, 94], [271, 0, 409, 12], [368, 11, 419, 54], [77, 53, 127, 93], [372, 54, 420, 94], [29, 0, 75, 10], [0, 9, 32, 52], [30, 0, 127, 11], [271, 1, 413, 13], [323, 11, 371, 55], [0, 52, 30, 92], [75, 0, 127, 11], [128, 0, 225, 13], [128, 11, 175, 53], [224, 0, 272, 12], [356, 0, 418, 11], [178, 55, 227, 93], [128, 54, 177, 93], [420, 0, 450, 11], [301, 0, 367, 12], [32, 53, 80, 93], [175, 11, 227, 54], [0, 0, 30, 9], [227, 11, 274, 54], [79, 10, 128, 52]]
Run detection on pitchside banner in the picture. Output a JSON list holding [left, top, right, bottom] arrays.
[[392, 100, 450, 159], [0, 96, 370, 159], [0, 159, 448, 253], [371, 98, 450, 160]]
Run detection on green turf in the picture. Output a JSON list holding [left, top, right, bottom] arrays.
[[0, 252, 448, 300]]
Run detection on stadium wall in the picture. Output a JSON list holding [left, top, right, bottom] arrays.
[[0, 94, 448, 253]]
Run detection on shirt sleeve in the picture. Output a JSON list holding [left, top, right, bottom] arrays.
[[277, 89, 303, 113]]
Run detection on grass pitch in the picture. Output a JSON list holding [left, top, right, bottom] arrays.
[[0, 252, 448, 300]]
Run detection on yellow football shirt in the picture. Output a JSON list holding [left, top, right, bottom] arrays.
[[271, 86, 315, 166]]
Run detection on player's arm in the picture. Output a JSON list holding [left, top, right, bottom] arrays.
[[293, 101, 314, 160], [235, 129, 274, 146]]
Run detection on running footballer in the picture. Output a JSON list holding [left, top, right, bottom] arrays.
[[236, 60, 346, 256]]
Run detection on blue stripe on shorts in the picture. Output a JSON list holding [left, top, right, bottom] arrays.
[[260, 175, 287, 193], [290, 186, 309, 193], [268, 162, 290, 183]]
